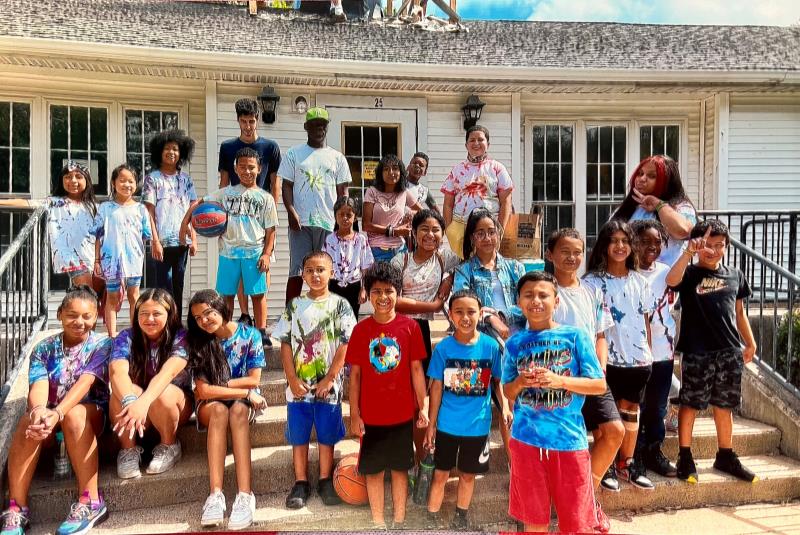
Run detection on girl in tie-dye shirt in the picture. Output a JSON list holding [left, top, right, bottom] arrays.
[[3, 287, 111, 535]]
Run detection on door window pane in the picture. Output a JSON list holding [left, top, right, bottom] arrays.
[[49, 105, 109, 195], [124, 109, 180, 180], [639, 125, 680, 162], [0, 101, 31, 193], [586, 124, 627, 249], [341, 123, 401, 215], [531, 124, 574, 245]]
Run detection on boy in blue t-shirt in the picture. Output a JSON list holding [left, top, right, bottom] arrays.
[[424, 289, 503, 530], [502, 271, 606, 533]]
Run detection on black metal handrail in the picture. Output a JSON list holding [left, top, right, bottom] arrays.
[[0, 205, 49, 407], [727, 236, 799, 397]]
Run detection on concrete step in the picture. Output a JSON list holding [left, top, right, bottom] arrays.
[[27, 436, 510, 523], [27, 453, 800, 533]]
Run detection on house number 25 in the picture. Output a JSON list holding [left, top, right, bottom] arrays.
[[374, 97, 384, 108]]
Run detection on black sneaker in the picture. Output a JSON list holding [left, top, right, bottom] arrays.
[[450, 512, 469, 531], [285, 480, 310, 509], [238, 313, 254, 327], [676, 451, 698, 484], [713, 450, 758, 483], [645, 445, 678, 477], [424, 511, 444, 530], [599, 464, 620, 492], [626, 456, 655, 490], [317, 477, 341, 506]]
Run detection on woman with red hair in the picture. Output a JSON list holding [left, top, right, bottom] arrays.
[[612, 155, 696, 265]]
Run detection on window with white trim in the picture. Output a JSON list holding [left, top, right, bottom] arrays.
[[342, 123, 400, 215], [49, 105, 109, 195], [640, 124, 680, 162], [531, 124, 574, 242], [586, 125, 627, 249], [125, 109, 180, 180], [0, 101, 31, 194]]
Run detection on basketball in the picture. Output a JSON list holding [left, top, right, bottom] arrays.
[[191, 202, 227, 238], [333, 453, 368, 506]]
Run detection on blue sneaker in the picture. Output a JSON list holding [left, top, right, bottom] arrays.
[[56, 493, 108, 535], [1, 501, 30, 535]]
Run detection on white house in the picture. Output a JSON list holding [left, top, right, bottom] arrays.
[[1, 0, 798, 322]]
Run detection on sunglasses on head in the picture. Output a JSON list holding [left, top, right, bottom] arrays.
[[65, 160, 90, 175]]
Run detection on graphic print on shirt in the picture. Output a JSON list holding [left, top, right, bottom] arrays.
[[696, 276, 727, 295], [514, 338, 574, 410], [443, 358, 493, 397], [369, 333, 401, 374]]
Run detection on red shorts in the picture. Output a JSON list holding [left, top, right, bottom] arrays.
[[508, 438, 597, 532]]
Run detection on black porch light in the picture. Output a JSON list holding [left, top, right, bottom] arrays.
[[257, 85, 281, 124], [461, 94, 485, 130]]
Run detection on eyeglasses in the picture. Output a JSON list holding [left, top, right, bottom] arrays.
[[473, 229, 498, 241], [192, 308, 219, 322]]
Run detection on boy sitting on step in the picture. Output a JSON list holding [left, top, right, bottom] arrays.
[[274, 251, 356, 509], [346, 262, 429, 529], [666, 220, 758, 483]]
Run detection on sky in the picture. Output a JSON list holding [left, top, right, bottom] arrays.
[[425, 0, 800, 25]]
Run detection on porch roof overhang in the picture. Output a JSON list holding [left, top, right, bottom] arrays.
[[2, 36, 800, 95]]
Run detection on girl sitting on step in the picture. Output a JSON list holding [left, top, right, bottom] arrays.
[[1, 286, 111, 535], [187, 289, 267, 531], [109, 288, 193, 480]]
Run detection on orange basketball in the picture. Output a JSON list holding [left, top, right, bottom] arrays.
[[333, 453, 368, 505]]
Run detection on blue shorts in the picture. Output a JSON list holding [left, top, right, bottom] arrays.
[[371, 244, 406, 263], [106, 276, 142, 292], [285, 401, 345, 446], [216, 255, 267, 296]]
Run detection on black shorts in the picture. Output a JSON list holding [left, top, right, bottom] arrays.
[[582, 388, 621, 431], [415, 318, 432, 374], [679, 349, 743, 410], [433, 430, 490, 474], [606, 365, 652, 405], [358, 420, 415, 474]]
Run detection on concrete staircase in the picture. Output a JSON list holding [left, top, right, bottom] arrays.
[[19, 322, 800, 534]]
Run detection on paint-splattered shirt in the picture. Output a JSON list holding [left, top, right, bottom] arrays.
[[324, 231, 374, 287], [638, 262, 676, 362], [441, 158, 513, 223], [273, 293, 356, 404], [502, 325, 603, 451], [44, 197, 96, 275], [93, 201, 152, 281], [29, 331, 111, 407], [278, 144, 351, 231], [142, 170, 198, 247], [583, 271, 657, 367]]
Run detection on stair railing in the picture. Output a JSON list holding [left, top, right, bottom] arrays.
[[0, 206, 49, 407]]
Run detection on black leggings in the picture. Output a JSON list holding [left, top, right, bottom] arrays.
[[329, 280, 362, 317]]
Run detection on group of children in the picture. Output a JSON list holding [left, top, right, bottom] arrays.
[[0, 106, 759, 534]]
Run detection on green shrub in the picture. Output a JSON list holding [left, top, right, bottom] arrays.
[[776, 310, 800, 389]]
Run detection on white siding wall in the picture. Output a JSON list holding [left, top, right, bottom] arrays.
[[703, 96, 716, 209], [727, 96, 800, 209], [0, 68, 208, 328]]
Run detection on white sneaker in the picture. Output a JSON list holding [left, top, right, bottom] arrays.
[[228, 492, 255, 531], [116, 446, 143, 479], [146, 441, 182, 474], [333, 4, 346, 21], [201, 491, 226, 527]]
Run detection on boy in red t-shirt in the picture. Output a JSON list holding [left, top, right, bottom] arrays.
[[346, 261, 429, 529]]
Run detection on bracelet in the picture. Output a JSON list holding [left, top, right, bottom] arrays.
[[655, 201, 667, 212], [54, 406, 65, 422], [385, 225, 392, 237], [121, 394, 138, 407], [28, 404, 46, 420]]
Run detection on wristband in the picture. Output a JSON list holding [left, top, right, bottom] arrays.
[[655, 201, 667, 212], [121, 394, 138, 407], [54, 406, 65, 422]]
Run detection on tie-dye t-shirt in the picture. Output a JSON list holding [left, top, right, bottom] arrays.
[[630, 201, 697, 266], [502, 325, 603, 451], [345, 315, 426, 426], [44, 197, 96, 275], [427, 333, 502, 437], [583, 271, 657, 367], [221, 323, 266, 380], [204, 185, 278, 259], [440, 158, 513, 222], [638, 262, 676, 362], [553, 282, 614, 342], [109, 327, 191, 391], [273, 293, 356, 404], [278, 144, 351, 231], [142, 170, 198, 247], [29, 331, 111, 407], [324, 231, 374, 287], [93, 201, 152, 281]]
